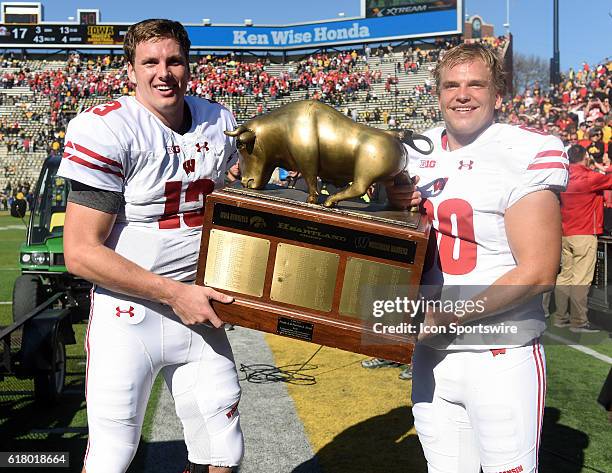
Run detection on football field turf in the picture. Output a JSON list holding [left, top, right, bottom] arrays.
[[0, 212, 610, 472], [264, 334, 612, 473]]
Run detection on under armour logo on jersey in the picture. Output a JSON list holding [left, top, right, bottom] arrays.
[[195, 141, 209, 153], [116, 306, 135, 318], [183, 158, 196, 175], [458, 160, 474, 170]]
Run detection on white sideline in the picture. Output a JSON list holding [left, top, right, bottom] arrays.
[[0, 301, 11, 305], [544, 332, 612, 364]]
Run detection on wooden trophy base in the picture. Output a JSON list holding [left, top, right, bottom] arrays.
[[196, 187, 430, 364]]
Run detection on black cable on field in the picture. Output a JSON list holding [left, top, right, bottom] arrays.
[[239, 345, 323, 385]]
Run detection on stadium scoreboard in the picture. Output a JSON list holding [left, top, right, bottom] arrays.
[[0, 24, 128, 47], [0, 0, 462, 50]]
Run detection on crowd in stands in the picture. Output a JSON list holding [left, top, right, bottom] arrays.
[[498, 61, 611, 165], [0, 47, 400, 164], [5, 35, 611, 198]]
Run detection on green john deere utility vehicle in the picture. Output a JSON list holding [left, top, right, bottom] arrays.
[[3, 154, 91, 404]]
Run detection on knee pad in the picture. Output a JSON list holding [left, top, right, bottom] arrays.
[[412, 403, 437, 446], [475, 404, 520, 457], [477, 404, 537, 473], [175, 390, 244, 467], [412, 402, 481, 473], [85, 416, 140, 473]]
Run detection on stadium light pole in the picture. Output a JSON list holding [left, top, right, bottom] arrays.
[[550, 0, 560, 85], [503, 0, 510, 36]]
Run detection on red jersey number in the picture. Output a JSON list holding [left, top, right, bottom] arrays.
[[423, 198, 477, 275], [85, 100, 122, 116], [158, 179, 215, 229]]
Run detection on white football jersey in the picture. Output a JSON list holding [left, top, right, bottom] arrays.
[[58, 95, 238, 282], [407, 123, 569, 347]]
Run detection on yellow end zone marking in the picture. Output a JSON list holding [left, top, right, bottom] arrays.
[[264, 333, 426, 472]]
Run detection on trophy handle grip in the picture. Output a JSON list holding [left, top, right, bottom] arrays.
[[393, 171, 412, 187], [392, 171, 420, 213], [400, 130, 434, 155]]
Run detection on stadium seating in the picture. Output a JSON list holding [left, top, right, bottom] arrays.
[[0, 36, 531, 193]]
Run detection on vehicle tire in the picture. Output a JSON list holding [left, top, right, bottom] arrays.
[[34, 333, 66, 405], [12, 275, 43, 323]]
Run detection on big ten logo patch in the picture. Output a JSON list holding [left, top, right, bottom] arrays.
[[167, 145, 181, 155], [419, 159, 437, 168]]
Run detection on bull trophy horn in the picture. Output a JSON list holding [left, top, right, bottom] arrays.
[[224, 126, 255, 144], [399, 129, 434, 155], [225, 126, 256, 152], [224, 125, 247, 137]]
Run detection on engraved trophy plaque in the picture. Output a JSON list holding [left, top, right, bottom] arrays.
[[196, 187, 430, 363]]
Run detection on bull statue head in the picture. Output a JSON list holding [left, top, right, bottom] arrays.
[[224, 125, 276, 190]]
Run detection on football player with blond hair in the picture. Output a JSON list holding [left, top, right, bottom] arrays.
[[387, 43, 568, 473]]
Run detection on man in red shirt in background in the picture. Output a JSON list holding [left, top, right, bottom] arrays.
[[553, 144, 611, 332]]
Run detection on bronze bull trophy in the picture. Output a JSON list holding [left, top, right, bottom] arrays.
[[225, 100, 433, 207], [198, 99, 432, 364]]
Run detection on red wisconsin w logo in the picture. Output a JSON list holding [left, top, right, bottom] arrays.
[[183, 159, 196, 175], [116, 306, 135, 318], [433, 177, 448, 192]]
